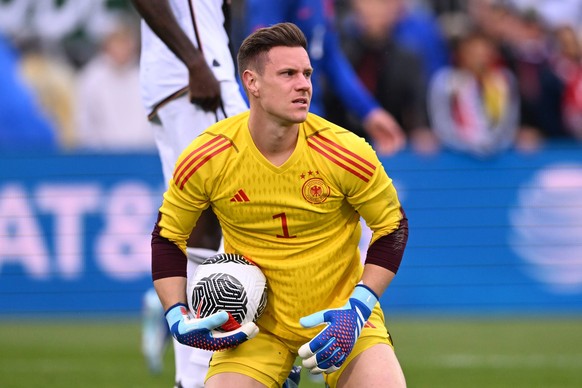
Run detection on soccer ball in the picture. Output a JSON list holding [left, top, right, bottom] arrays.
[[187, 253, 267, 331]]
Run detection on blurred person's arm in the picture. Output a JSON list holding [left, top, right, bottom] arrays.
[[515, 126, 544, 152], [130, 0, 221, 111]]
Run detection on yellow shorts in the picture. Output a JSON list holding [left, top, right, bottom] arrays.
[[206, 304, 393, 388]]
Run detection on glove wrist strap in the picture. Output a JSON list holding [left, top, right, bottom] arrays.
[[165, 302, 188, 327], [353, 284, 378, 312]]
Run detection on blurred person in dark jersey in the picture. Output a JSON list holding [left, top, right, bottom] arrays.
[[245, 0, 406, 156]]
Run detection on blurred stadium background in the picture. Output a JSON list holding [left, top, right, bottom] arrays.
[[1, 0, 582, 387]]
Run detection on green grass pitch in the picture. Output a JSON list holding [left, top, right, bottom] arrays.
[[0, 317, 581, 387]]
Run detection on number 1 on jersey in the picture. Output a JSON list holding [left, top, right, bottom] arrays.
[[273, 212, 296, 239]]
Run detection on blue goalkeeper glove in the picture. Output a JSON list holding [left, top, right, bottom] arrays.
[[298, 284, 378, 374], [165, 303, 258, 351]]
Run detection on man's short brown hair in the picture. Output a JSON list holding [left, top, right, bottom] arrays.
[[237, 22, 308, 81]]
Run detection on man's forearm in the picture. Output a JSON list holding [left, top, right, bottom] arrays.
[[131, 0, 204, 68], [154, 276, 188, 311], [360, 264, 396, 298]]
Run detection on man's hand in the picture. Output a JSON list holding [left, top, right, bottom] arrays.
[[130, 0, 222, 112], [165, 303, 258, 351], [363, 108, 406, 155], [187, 57, 222, 112], [298, 285, 378, 374]]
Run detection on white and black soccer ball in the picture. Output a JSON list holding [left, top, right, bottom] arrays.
[[187, 253, 267, 331]]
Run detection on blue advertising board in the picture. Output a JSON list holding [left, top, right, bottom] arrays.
[[1, 144, 581, 317], [380, 142, 582, 315], [0, 153, 165, 316]]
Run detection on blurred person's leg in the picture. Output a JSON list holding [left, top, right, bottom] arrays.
[[145, 82, 248, 385], [147, 97, 224, 384], [141, 288, 169, 374]]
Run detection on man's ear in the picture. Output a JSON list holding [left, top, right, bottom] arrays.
[[242, 69, 259, 98]]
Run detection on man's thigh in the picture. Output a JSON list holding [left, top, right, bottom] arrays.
[[206, 330, 297, 388], [338, 343, 406, 388], [324, 305, 404, 388]]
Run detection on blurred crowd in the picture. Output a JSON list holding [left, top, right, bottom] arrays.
[[1, 0, 582, 158], [0, 0, 153, 153]]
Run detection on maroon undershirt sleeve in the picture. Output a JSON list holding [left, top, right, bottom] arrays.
[[365, 209, 409, 274], [151, 213, 188, 281]]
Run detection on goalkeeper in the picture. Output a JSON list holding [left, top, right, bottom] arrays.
[[152, 22, 408, 388]]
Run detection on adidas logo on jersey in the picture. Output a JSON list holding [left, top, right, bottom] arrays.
[[230, 189, 250, 202]]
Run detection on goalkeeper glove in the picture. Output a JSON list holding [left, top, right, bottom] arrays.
[[298, 284, 378, 374], [165, 303, 258, 351]]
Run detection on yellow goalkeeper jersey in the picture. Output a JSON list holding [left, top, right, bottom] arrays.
[[157, 111, 404, 342]]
